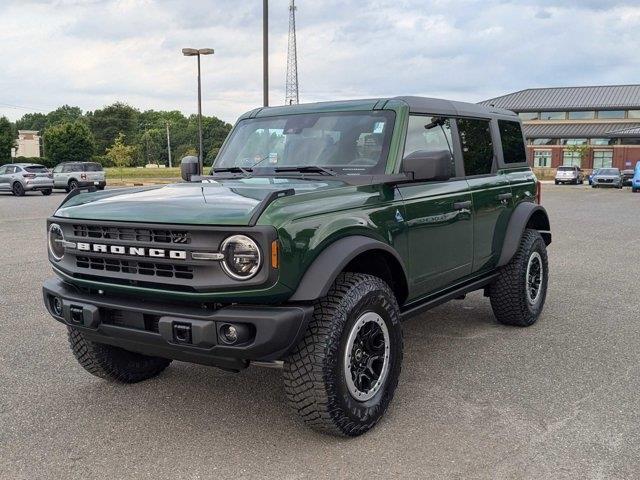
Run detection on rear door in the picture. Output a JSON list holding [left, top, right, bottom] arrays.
[[457, 117, 513, 273], [397, 114, 473, 299]]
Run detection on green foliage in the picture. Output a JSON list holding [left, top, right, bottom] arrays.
[[43, 121, 95, 164], [0, 116, 14, 163], [11, 102, 233, 168], [566, 144, 590, 161], [106, 133, 136, 180]]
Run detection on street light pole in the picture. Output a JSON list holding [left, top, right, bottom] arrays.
[[263, 0, 269, 107], [182, 47, 214, 174], [165, 122, 172, 168]]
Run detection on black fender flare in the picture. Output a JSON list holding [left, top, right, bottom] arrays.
[[497, 202, 551, 267], [288, 235, 408, 302]]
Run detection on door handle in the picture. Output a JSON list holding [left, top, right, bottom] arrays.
[[497, 193, 513, 201], [453, 200, 472, 210]]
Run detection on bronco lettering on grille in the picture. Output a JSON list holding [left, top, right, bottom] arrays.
[[76, 242, 187, 260]]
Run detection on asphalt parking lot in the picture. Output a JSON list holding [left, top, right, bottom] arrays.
[[1, 185, 639, 479]]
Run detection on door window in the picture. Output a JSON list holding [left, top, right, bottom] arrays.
[[593, 150, 613, 168], [53, 165, 63, 173], [457, 118, 494, 176], [498, 120, 526, 164], [533, 150, 552, 167], [0, 166, 6, 174], [404, 115, 453, 158]]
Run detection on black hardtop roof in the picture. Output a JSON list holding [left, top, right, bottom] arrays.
[[242, 96, 517, 120]]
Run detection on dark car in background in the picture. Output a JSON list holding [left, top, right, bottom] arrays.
[[591, 168, 623, 188], [588, 168, 600, 185], [621, 169, 634, 187]]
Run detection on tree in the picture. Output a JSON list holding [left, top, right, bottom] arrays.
[[566, 144, 590, 167], [16, 112, 47, 132], [0, 117, 14, 164], [106, 133, 136, 180], [43, 121, 95, 164], [88, 103, 139, 155], [46, 105, 84, 127]]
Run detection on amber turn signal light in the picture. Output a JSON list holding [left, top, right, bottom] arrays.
[[271, 240, 279, 269]]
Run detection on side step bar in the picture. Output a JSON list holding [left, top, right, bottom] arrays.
[[400, 273, 498, 321]]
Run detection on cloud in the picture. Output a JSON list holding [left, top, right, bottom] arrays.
[[0, 0, 639, 123]]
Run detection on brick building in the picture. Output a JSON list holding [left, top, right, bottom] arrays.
[[480, 85, 640, 171]]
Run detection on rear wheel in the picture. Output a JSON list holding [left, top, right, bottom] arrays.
[[283, 273, 403, 437], [67, 327, 172, 383], [41, 189, 52, 196], [12, 182, 24, 196], [489, 229, 549, 327]]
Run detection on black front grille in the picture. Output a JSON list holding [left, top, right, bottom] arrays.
[[76, 256, 194, 279], [72, 224, 191, 244]]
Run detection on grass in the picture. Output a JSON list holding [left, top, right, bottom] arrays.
[[105, 167, 181, 179]]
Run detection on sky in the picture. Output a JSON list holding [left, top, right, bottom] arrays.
[[1, 0, 639, 123]]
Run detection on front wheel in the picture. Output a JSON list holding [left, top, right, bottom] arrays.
[[67, 327, 172, 383], [68, 180, 79, 191], [489, 229, 549, 327], [283, 273, 403, 437]]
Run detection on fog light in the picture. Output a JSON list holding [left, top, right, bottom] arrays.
[[51, 297, 63, 317], [220, 324, 238, 344]]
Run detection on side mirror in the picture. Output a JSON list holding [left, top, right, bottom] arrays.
[[402, 149, 453, 182], [180, 156, 200, 182]]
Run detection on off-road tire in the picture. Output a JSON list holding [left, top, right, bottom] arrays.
[[67, 327, 172, 383], [12, 182, 25, 196], [283, 273, 403, 437], [489, 229, 548, 327], [41, 189, 52, 196]]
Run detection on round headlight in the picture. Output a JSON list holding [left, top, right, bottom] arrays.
[[48, 223, 65, 261], [220, 235, 261, 280]]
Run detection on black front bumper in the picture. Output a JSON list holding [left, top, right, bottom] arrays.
[[43, 278, 313, 371]]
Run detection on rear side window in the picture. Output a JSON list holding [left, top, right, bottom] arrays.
[[457, 118, 494, 176], [498, 120, 526, 164], [24, 165, 48, 173], [62, 164, 80, 173], [84, 163, 103, 172]]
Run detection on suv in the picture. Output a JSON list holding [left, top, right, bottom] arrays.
[[591, 167, 622, 188], [52, 162, 106, 192], [42, 97, 551, 437], [555, 165, 584, 185], [0, 163, 53, 196]]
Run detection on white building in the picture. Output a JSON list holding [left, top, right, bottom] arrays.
[[14, 130, 41, 158]]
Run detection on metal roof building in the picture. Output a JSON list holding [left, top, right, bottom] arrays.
[[480, 85, 640, 171]]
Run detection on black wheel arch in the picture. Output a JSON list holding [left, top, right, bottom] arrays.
[[288, 236, 409, 304], [497, 202, 551, 267]]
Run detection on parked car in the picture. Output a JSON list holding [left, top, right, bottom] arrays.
[[632, 162, 640, 193], [588, 168, 601, 185], [591, 167, 623, 188], [0, 163, 53, 196], [555, 166, 585, 185], [52, 162, 106, 192], [621, 169, 634, 187], [43, 96, 551, 437]]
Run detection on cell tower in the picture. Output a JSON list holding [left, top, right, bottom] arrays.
[[285, 0, 299, 105]]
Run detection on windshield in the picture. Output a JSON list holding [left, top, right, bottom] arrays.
[[599, 168, 619, 175], [214, 111, 395, 175]]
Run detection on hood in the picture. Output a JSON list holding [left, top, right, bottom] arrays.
[[54, 178, 347, 226]]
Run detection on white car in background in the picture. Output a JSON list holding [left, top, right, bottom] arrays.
[[52, 162, 106, 192]]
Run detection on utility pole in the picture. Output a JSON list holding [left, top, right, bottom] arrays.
[[263, 0, 269, 107], [285, 0, 299, 105], [165, 122, 172, 168]]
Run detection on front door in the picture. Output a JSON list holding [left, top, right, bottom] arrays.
[[397, 115, 473, 300], [0, 166, 8, 191]]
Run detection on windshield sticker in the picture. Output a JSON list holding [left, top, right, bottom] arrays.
[[268, 152, 278, 164]]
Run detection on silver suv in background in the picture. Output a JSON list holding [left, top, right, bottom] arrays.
[[52, 162, 106, 192], [555, 165, 585, 185], [0, 163, 54, 196], [591, 167, 623, 188]]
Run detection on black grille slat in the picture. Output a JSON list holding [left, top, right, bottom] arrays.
[[72, 224, 191, 244], [76, 256, 193, 280]]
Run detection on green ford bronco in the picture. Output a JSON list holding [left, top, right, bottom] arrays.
[[43, 97, 551, 436]]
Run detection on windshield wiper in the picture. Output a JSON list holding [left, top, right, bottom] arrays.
[[211, 166, 252, 177], [274, 166, 337, 176]]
